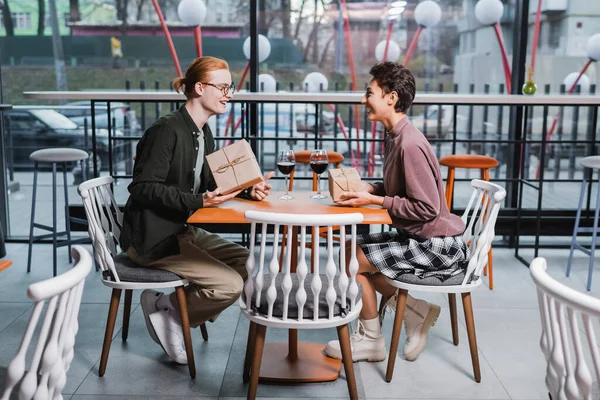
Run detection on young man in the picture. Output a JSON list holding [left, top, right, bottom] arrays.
[[120, 56, 273, 364]]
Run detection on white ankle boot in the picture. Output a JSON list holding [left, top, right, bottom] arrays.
[[323, 317, 387, 362], [380, 293, 440, 362]]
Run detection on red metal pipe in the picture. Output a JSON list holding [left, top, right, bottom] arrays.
[[404, 26, 422, 67], [535, 59, 593, 179], [151, 0, 183, 77], [194, 26, 203, 57], [493, 23, 511, 93], [530, 0, 542, 73]]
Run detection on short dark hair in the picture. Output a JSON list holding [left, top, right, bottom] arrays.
[[369, 62, 416, 113]]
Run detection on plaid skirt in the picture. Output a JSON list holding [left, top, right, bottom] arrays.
[[357, 230, 471, 283]]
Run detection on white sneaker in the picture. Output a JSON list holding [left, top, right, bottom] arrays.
[[323, 320, 387, 362], [403, 298, 440, 361], [380, 294, 440, 361], [148, 309, 188, 365], [140, 289, 163, 344]]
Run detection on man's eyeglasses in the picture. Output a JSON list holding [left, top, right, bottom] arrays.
[[201, 82, 236, 96]]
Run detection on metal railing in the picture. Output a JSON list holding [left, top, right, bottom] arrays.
[[21, 90, 600, 260]]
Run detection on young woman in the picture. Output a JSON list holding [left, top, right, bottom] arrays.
[[121, 56, 273, 365], [324, 62, 470, 362]]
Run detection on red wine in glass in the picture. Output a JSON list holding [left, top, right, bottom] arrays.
[[310, 162, 328, 175], [277, 150, 296, 200], [277, 162, 295, 175]]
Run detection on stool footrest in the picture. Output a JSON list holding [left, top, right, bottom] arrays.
[[573, 243, 593, 256], [55, 237, 91, 248], [69, 217, 88, 225], [32, 230, 77, 241], [33, 223, 54, 232]]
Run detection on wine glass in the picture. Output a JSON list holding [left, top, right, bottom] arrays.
[[310, 149, 329, 199], [277, 150, 296, 200]]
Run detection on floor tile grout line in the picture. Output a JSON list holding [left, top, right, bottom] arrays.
[[70, 303, 139, 397], [0, 303, 33, 335], [217, 311, 244, 399], [476, 341, 513, 400]]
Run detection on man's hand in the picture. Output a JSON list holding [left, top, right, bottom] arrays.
[[249, 171, 275, 201], [202, 187, 243, 207], [336, 191, 383, 207]]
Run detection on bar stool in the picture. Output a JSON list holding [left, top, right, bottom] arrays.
[[439, 154, 499, 289], [27, 148, 90, 277], [566, 155, 600, 291]]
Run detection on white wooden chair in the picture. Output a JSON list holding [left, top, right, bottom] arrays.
[[531, 257, 600, 400], [1, 246, 92, 400], [240, 210, 364, 400], [78, 176, 207, 378], [383, 179, 506, 383]]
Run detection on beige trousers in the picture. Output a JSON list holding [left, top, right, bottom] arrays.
[[127, 227, 249, 327]]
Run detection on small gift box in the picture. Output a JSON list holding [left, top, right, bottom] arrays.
[[205, 139, 264, 195], [328, 167, 362, 203]]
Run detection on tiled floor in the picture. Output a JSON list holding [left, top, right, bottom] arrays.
[[0, 241, 598, 399]]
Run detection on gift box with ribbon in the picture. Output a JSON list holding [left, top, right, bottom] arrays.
[[328, 167, 362, 203], [205, 139, 264, 195]]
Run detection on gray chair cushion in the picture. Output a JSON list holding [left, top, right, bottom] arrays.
[[248, 273, 362, 319], [393, 270, 468, 286], [111, 254, 183, 283], [30, 148, 89, 163]]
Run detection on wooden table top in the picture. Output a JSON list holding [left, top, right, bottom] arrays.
[[188, 191, 392, 225], [0, 260, 12, 273]]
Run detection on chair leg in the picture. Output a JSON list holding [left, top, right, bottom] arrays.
[[243, 321, 257, 383], [27, 163, 39, 273], [248, 324, 267, 400], [337, 323, 358, 400], [99, 288, 122, 377], [567, 179, 586, 277], [448, 293, 459, 346], [200, 323, 209, 341], [445, 167, 455, 210], [587, 178, 600, 291], [175, 286, 196, 378], [121, 290, 132, 341], [386, 289, 408, 383], [461, 292, 481, 382], [62, 162, 73, 264]]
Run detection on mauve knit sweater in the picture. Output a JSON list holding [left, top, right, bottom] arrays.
[[370, 117, 466, 239]]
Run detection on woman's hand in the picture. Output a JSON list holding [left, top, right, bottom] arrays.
[[202, 188, 242, 207], [336, 191, 384, 207], [358, 181, 375, 194], [249, 171, 275, 201]]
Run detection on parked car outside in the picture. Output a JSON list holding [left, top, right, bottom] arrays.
[[58, 101, 139, 133], [3, 108, 129, 173]]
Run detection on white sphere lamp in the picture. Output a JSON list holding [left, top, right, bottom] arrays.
[[243, 34, 271, 63], [303, 72, 328, 92], [474, 0, 504, 26], [563, 72, 591, 93], [375, 40, 401, 62], [177, 0, 207, 26], [414, 1, 442, 28], [258, 73, 277, 92], [587, 33, 600, 61]]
